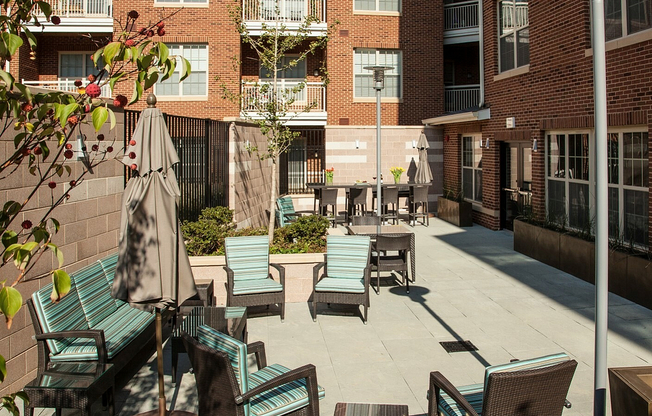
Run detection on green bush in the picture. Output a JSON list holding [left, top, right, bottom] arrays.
[[182, 209, 328, 256]]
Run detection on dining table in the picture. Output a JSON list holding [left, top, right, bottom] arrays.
[[346, 224, 416, 285]]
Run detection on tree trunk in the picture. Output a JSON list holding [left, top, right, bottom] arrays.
[[268, 160, 277, 244]]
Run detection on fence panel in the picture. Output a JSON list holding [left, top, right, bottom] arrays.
[[280, 128, 325, 194]]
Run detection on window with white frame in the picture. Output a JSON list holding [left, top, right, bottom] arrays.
[[155, 44, 207, 97], [59, 53, 97, 79], [498, 0, 529, 73], [354, 49, 402, 98], [354, 0, 400, 12], [462, 135, 482, 202], [605, 0, 652, 41]]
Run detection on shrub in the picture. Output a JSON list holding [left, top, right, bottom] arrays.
[[181, 207, 237, 256]]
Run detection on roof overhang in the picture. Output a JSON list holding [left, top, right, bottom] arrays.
[[422, 108, 490, 126]]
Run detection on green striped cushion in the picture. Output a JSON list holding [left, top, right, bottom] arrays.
[[233, 279, 283, 295], [197, 325, 249, 399], [314, 277, 365, 293], [225, 236, 270, 281], [483, 352, 571, 389], [73, 262, 117, 327], [249, 363, 325, 416], [326, 235, 370, 279], [98, 253, 118, 288], [50, 304, 154, 362], [31, 283, 89, 355], [437, 383, 483, 416]]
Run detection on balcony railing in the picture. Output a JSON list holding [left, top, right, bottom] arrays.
[[241, 80, 325, 113], [242, 0, 325, 23], [444, 1, 478, 31], [445, 85, 480, 113], [42, 0, 112, 17], [21, 79, 112, 98]]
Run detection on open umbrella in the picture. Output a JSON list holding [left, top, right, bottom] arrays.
[[414, 131, 433, 184], [112, 94, 197, 416]]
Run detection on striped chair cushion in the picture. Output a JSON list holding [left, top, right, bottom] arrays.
[[73, 262, 117, 327], [98, 254, 128, 308], [197, 325, 249, 395], [50, 304, 154, 362], [249, 363, 325, 416], [483, 352, 571, 388], [31, 283, 89, 355], [437, 383, 484, 416], [325, 235, 370, 279], [314, 277, 365, 293], [225, 236, 270, 281], [234, 279, 283, 295]]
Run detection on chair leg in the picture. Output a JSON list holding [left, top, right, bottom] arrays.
[[281, 300, 285, 322], [313, 300, 317, 322], [376, 268, 380, 295], [363, 303, 368, 324]]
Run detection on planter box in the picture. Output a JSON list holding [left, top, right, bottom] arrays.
[[513, 219, 652, 310], [437, 197, 473, 227], [609, 366, 652, 416]]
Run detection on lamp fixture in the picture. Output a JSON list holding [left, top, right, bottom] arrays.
[[533, 138, 538, 152], [313, 68, 320, 77], [480, 137, 490, 149], [355, 139, 360, 149], [411, 139, 417, 148]]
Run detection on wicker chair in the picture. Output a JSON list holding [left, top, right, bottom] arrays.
[[370, 234, 411, 294], [347, 187, 368, 222], [319, 188, 339, 227], [428, 353, 577, 416], [409, 185, 429, 226], [380, 186, 400, 224], [351, 215, 381, 226], [224, 236, 285, 321], [181, 327, 323, 416], [312, 235, 372, 323], [276, 196, 302, 227]]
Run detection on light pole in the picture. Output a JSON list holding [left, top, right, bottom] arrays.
[[364, 65, 393, 229]]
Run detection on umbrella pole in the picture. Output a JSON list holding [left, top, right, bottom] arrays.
[[156, 308, 167, 416]]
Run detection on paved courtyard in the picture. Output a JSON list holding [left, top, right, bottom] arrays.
[[31, 218, 652, 416]]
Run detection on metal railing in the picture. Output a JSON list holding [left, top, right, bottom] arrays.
[[445, 84, 480, 112], [40, 0, 112, 17], [242, 0, 325, 22], [444, 1, 478, 30], [501, 1, 529, 30], [279, 128, 325, 194], [241, 81, 325, 113], [21, 79, 112, 97]]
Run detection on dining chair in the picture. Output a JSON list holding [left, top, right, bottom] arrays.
[[318, 188, 339, 227], [351, 215, 380, 226], [381, 186, 400, 225], [370, 234, 411, 294], [347, 187, 368, 221], [409, 185, 429, 226]]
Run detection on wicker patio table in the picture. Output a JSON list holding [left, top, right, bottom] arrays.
[[23, 362, 115, 416], [334, 402, 409, 416]]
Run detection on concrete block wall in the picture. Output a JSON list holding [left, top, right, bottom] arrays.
[[0, 103, 125, 397]]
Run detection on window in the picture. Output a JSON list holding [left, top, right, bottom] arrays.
[[462, 135, 482, 202], [155, 44, 207, 97], [498, 0, 529, 72], [59, 53, 96, 79], [260, 56, 306, 79], [354, 49, 402, 98], [354, 0, 400, 12], [605, 0, 652, 41], [155, 0, 206, 5]]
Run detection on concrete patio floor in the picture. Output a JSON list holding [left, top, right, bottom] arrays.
[[34, 218, 652, 416]]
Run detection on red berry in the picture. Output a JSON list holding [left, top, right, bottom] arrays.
[[157, 27, 165, 36], [21, 147, 30, 156], [128, 10, 139, 19], [34, 147, 42, 155], [85, 83, 101, 98], [64, 150, 73, 159], [113, 95, 128, 108], [88, 74, 96, 83], [69, 180, 77, 187], [84, 104, 91, 113], [21, 103, 33, 112], [139, 27, 147, 35], [129, 152, 136, 159], [48, 181, 56, 189], [125, 39, 135, 47], [51, 15, 61, 25], [130, 164, 138, 170], [146, 29, 155, 38], [107, 146, 114, 152], [92, 144, 99, 152], [130, 140, 137, 146], [156, 21, 165, 28], [67, 116, 78, 125], [97, 134, 105, 141], [21, 220, 32, 229], [74, 79, 82, 87], [65, 143, 73, 150]]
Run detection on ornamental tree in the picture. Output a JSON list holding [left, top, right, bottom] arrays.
[[0, 3, 190, 413]]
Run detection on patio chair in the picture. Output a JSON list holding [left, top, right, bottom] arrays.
[[409, 185, 429, 226], [347, 187, 368, 222], [380, 186, 400, 224], [351, 215, 380, 226], [181, 326, 324, 416], [225, 236, 285, 321], [312, 235, 372, 323], [428, 352, 577, 416], [370, 234, 411, 294], [318, 188, 339, 227], [276, 195, 302, 227]]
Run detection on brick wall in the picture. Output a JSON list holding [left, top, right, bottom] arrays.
[[0, 97, 125, 397]]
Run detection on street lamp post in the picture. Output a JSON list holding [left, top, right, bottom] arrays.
[[364, 65, 393, 230]]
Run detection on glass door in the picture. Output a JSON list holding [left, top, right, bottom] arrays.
[[501, 141, 532, 230]]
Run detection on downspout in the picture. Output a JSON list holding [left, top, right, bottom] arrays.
[[478, 0, 484, 107]]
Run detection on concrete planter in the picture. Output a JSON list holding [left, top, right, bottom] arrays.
[[513, 219, 652, 310], [190, 253, 324, 305], [437, 196, 473, 227]]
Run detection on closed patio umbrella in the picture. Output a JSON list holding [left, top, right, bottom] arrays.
[[112, 94, 197, 416], [415, 131, 433, 184]]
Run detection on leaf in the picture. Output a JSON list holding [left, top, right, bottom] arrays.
[[51, 269, 71, 303], [160, 58, 176, 82], [47, 243, 64, 267], [3, 201, 21, 216], [136, 40, 151, 58], [1, 231, 17, 249], [92, 48, 104, 69], [91, 106, 108, 132], [179, 56, 192, 82], [0, 69, 15, 89], [0, 354, 5, 382], [0, 286, 22, 329], [143, 67, 158, 91], [107, 107, 116, 130], [129, 79, 143, 105], [23, 27, 37, 49], [2, 243, 21, 263], [36, 1, 52, 17], [138, 54, 154, 71], [102, 41, 122, 66], [108, 71, 125, 93], [15, 83, 33, 104], [157, 42, 169, 63], [1, 32, 23, 56], [58, 103, 78, 128]]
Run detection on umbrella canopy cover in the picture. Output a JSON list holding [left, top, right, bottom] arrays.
[[415, 132, 433, 184]]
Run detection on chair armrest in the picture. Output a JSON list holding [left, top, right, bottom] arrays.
[[224, 266, 235, 291], [247, 341, 268, 369], [237, 364, 319, 406], [363, 265, 372, 286], [428, 371, 479, 416], [313, 262, 325, 286], [270, 263, 286, 287], [35, 330, 108, 364]]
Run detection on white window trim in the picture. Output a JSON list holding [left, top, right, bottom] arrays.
[[58, 51, 96, 78], [154, 44, 208, 99], [497, 0, 529, 74], [461, 134, 483, 203], [604, 0, 652, 40], [353, 49, 403, 99], [352, 0, 401, 13]]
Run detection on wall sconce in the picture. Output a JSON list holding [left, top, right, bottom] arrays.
[[313, 68, 320, 77], [411, 139, 417, 148], [355, 139, 360, 149], [533, 138, 538, 152], [244, 139, 250, 149], [480, 138, 490, 149], [314, 150, 319, 158]]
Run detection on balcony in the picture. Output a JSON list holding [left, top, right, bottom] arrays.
[[34, 0, 113, 33], [241, 80, 327, 126], [21, 79, 112, 98], [445, 84, 480, 113], [242, 0, 327, 36], [444, 1, 479, 45]]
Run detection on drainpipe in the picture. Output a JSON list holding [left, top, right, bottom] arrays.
[[478, 0, 484, 107]]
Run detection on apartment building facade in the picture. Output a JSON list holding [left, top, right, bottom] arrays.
[[424, 0, 651, 253]]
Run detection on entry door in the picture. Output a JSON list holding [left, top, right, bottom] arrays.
[[500, 141, 533, 230]]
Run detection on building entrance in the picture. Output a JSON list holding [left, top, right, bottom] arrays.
[[500, 141, 532, 230]]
